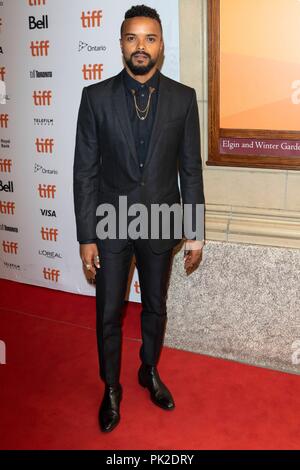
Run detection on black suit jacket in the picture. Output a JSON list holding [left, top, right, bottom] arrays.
[[73, 68, 205, 254]]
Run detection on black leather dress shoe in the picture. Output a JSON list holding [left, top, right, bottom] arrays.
[[138, 364, 175, 410], [98, 384, 122, 433]]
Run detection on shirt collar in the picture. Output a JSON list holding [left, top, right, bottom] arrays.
[[122, 67, 160, 94]]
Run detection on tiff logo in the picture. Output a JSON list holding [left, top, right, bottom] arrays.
[[0, 159, 12, 173], [38, 183, 56, 198], [81, 10, 102, 28], [0, 66, 5, 81], [41, 227, 58, 241], [33, 90, 52, 106], [35, 138, 54, 153], [28, 0, 46, 5], [82, 64, 103, 81], [30, 40, 49, 57], [29, 15, 48, 30], [2, 240, 18, 254], [0, 340, 6, 365], [0, 114, 8, 128], [0, 201, 15, 214], [43, 267, 60, 282]]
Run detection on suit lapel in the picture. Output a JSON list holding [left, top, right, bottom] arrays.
[[112, 70, 138, 164], [143, 72, 170, 171]]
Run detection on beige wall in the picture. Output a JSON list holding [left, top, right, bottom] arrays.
[[179, 0, 300, 248]]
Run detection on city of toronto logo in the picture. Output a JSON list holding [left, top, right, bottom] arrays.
[[95, 196, 204, 240]]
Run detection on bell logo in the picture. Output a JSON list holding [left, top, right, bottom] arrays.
[[43, 268, 60, 282], [0, 159, 12, 173], [41, 227, 58, 241], [0, 340, 6, 365], [30, 40, 50, 57], [38, 184, 56, 199], [2, 241, 18, 254], [81, 10, 102, 28], [35, 138, 54, 154], [0, 67, 5, 81], [28, 0, 46, 6], [0, 114, 8, 128], [29, 15, 48, 30], [0, 201, 15, 215], [82, 64, 103, 81], [33, 90, 52, 106]]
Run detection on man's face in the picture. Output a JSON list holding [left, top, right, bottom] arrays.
[[120, 16, 163, 75]]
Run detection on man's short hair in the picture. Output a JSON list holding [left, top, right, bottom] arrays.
[[120, 4, 163, 37]]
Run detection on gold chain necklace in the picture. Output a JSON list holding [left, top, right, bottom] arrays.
[[131, 86, 155, 120]]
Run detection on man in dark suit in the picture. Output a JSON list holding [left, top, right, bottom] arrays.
[[73, 4, 205, 433]]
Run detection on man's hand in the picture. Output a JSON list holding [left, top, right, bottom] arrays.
[[80, 243, 101, 282], [183, 239, 204, 275]]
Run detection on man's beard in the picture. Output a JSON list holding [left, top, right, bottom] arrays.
[[124, 53, 156, 76]]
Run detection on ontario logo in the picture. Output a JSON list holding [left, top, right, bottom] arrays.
[[78, 41, 106, 53]]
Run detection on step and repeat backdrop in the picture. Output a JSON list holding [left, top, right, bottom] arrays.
[[0, 0, 179, 301]]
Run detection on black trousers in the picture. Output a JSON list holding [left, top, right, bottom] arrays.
[[95, 238, 174, 385]]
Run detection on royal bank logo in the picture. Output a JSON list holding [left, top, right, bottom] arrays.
[[78, 41, 106, 53], [1, 138, 10, 149], [82, 64, 103, 81], [29, 15, 48, 30], [30, 69, 53, 79], [34, 163, 58, 175], [81, 10, 102, 28], [2, 240, 18, 254]]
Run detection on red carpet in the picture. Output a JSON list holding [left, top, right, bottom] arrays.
[[0, 279, 299, 450]]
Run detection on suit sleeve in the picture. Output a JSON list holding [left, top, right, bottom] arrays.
[[73, 86, 100, 243], [179, 88, 205, 241]]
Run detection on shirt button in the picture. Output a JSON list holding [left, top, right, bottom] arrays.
[[141, 94, 145, 97], [140, 140, 144, 144], [139, 163, 144, 168], [140, 181, 145, 186]]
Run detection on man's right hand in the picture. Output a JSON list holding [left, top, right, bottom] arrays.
[[80, 243, 101, 280]]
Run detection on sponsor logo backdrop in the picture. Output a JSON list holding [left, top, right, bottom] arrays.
[[0, 0, 179, 301]]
